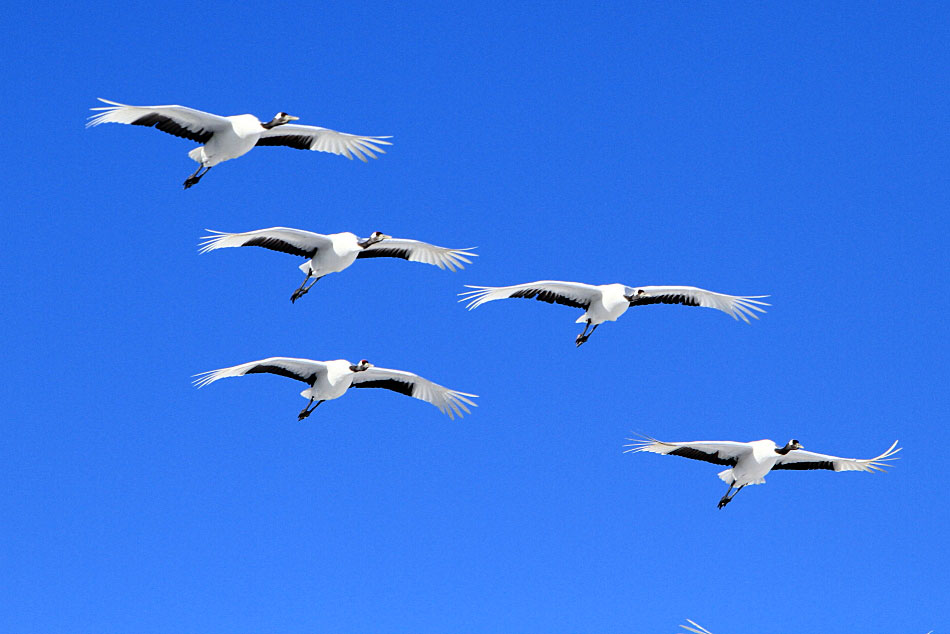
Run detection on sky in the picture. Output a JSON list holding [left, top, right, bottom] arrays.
[[1, 2, 947, 632]]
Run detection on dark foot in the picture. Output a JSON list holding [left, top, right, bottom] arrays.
[[290, 289, 308, 303], [575, 334, 589, 347], [298, 409, 313, 421], [183, 176, 200, 189], [717, 496, 732, 509]]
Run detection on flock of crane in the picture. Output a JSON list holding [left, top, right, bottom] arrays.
[[87, 98, 900, 519]]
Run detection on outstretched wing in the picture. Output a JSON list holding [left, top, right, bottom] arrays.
[[679, 620, 714, 634], [460, 280, 601, 311], [772, 441, 901, 472], [256, 123, 392, 162], [624, 436, 753, 466], [87, 98, 230, 143], [625, 285, 769, 323], [199, 227, 333, 258], [193, 357, 327, 387], [357, 238, 476, 272], [349, 367, 477, 419]]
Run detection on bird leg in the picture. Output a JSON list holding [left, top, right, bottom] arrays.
[[717, 484, 745, 509], [290, 274, 322, 303], [183, 165, 211, 189], [575, 322, 598, 347], [297, 399, 324, 421]]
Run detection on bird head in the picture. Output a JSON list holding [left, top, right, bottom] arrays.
[[623, 288, 646, 302], [775, 439, 804, 455], [349, 359, 373, 372], [360, 231, 391, 247], [261, 112, 300, 129]]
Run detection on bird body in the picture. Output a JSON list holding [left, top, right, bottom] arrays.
[[719, 439, 791, 487], [185, 114, 267, 167], [194, 357, 477, 420], [299, 232, 363, 278], [200, 227, 475, 302], [461, 281, 769, 345], [87, 99, 391, 187], [304, 358, 360, 402], [571, 283, 630, 325], [626, 436, 900, 508]]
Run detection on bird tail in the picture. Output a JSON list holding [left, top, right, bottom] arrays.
[[717, 468, 735, 484], [298, 261, 312, 275], [188, 147, 204, 164]]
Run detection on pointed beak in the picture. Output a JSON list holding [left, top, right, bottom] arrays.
[[287, 115, 300, 121]]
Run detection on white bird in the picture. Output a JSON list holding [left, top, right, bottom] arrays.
[[626, 436, 901, 509], [199, 227, 476, 302], [460, 281, 769, 346], [87, 98, 391, 188], [194, 357, 477, 420], [679, 621, 714, 634]]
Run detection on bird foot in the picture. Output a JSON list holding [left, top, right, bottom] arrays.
[[575, 334, 589, 347], [717, 496, 732, 509], [297, 409, 313, 421], [290, 290, 307, 303], [183, 177, 200, 189]]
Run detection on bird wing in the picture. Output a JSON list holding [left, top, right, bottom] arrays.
[[256, 123, 392, 162], [86, 98, 230, 143], [680, 621, 714, 634], [198, 227, 332, 258], [193, 357, 327, 387], [349, 367, 478, 419], [459, 280, 601, 310], [625, 285, 770, 323], [772, 440, 901, 472], [624, 436, 753, 466], [356, 238, 477, 272]]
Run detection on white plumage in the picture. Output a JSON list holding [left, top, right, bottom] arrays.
[[199, 227, 476, 302], [194, 357, 477, 420], [87, 98, 391, 188], [460, 281, 769, 346], [679, 621, 714, 634], [625, 436, 900, 508]]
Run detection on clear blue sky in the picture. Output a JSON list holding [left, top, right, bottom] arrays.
[[2, 2, 947, 632]]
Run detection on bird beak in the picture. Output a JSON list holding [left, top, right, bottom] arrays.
[[286, 115, 299, 121]]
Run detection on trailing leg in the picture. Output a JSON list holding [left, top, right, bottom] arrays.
[[575, 322, 598, 347], [183, 165, 211, 189], [297, 398, 324, 421]]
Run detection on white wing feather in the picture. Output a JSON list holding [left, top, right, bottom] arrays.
[[626, 285, 770, 323], [193, 357, 327, 388], [86, 98, 231, 134], [258, 123, 392, 162], [624, 436, 754, 463], [362, 238, 477, 271], [198, 227, 333, 255], [350, 367, 478, 419], [773, 441, 901, 472], [459, 280, 602, 310], [679, 620, 714, 634]]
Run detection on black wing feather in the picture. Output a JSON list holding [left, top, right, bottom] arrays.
[[771, 460, 837, 471], [350, 378, 414, 397], [356, 248, 412, 261], [255, 135, 313, 150], [669, 446, 738, 466], [245, 364, 317, 385], [131, 113, 214, 143], [242, 236, 317, 258], [509, 287, 590, 310], [629, 293, 700, 307]]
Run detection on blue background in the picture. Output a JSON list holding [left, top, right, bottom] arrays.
[[2, 2, 947, 632]]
